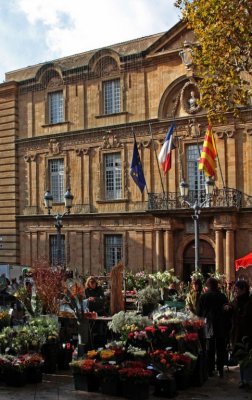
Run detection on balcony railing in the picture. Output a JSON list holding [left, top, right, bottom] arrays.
[[148, 188, 249, 211]]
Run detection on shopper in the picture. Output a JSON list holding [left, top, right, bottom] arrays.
[[197, 277, 229, 378]]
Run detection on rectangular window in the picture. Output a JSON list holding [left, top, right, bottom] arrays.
[[187, 144, 205, 202], [48, 91, 64, 124], [104, 153, 122, 200], [105, 235, 123, 271], [49, 234, 65, 266], [49, 159, 64, 203], [103, 79, 121, 114]]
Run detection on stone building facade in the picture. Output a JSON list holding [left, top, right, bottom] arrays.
[[0, 21, 251, 281]]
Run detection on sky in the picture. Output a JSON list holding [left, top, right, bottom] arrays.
[[0, 0, 180, 82]]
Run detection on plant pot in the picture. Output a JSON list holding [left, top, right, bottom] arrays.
[[41, 341, 59, 373], [154, 373, 177, 398], [4, 370, 27, 387], [142, 303, 155, 316], [26, 366, 43, 384], [57, 347, 72, 370], [73, 373, 99, 392], [174, 368, 191, 390], [122, 381, 149, 400], [100, 376, 121, 396]]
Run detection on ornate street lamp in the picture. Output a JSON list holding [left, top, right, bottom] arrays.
[[44, 188, 74, 266], [180, 177, 215, 272]]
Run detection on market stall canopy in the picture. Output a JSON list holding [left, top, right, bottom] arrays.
[[235, 252, 252, 271]]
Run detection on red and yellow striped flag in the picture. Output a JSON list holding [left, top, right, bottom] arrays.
[[198, 125, 217, 177]]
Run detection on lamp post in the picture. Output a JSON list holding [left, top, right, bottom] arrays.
[[180, 177, 215, 272], [44, 188, 74, 267]]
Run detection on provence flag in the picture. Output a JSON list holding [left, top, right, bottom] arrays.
[[198, 125, 217, 177], [130, 138, 146, 193]]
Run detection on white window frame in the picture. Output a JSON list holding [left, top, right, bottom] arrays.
[[187, 144, 205, 202], [49, 234, 65, 266], [48, 91, 64, 124], [49, 159, 64, 203], [103, 79, 121, 114], [104, 234, 123, 271], [104, 153, 122, 200]]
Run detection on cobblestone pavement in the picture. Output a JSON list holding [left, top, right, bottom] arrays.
[[0, 366, 251, 400]]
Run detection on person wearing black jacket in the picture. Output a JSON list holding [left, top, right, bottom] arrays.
[[85, 276, 105, 316], [197, 277, 229, 378]]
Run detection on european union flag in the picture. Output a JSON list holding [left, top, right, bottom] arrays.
[[130, 138, 146, 193]]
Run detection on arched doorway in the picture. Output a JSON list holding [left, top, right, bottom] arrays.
[[183, 239, 215, 282]]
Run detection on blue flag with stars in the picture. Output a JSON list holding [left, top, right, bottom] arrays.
[[130, 137, 146, 193]]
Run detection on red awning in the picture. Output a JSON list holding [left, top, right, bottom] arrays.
[[235, 252, 252, 271]]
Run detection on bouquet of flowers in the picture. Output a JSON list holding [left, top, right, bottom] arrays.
[[95, 362, 119, 381], [119, 366, 152, 384], [108, 311, 151, 342], [149, 349, 178, 377], [175, 332, 200, 355], [70, 359, 96, 375]]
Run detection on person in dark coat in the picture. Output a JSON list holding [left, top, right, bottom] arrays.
[[85, 276, 105, 316], [230, 280, 252, 388], [197, 277, 229, 378]]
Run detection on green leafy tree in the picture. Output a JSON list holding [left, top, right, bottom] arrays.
[[175, 0, 252, 120]]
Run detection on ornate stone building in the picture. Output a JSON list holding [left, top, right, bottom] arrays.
[[0, 21, 251, 281]]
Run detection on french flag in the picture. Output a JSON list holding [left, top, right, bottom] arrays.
[[158, 123, 175, 175]]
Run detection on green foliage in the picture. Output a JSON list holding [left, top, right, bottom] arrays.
[[234, 336, 252, 368], [137, 285, 161, 305], [108, 311, 151, 337], [0, 316, 59, 354], [125, 270, 149, 291], [149, 270, 180, 288], [175, 0, 252, 120]]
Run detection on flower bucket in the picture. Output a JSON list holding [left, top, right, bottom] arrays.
[[4, 370, 27, 387], [142, 303, 155, 316], [100, 376, 122, 396], [174, 368, 191, 390], [41, 341, 59, 373], [154, 373, 177, 398], [73, 373, 99, 392], [122, 381, 149, 400], [26, 366, 43, 384]]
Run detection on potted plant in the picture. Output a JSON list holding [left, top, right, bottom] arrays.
[[137, 286, 161, 316], [119, 365, 152, 400], [108, 311, 151, 343], [1, 355, 27, 387], [70, 358, 99, 391], [149, 349, 177, 397], [95, 362, 120, 395], [22, 353, 44, 383]]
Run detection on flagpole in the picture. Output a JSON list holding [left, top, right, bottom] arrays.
[[210, 125, 225, 189], [149, 123, 165, 196], [131, 127, 149, 194]]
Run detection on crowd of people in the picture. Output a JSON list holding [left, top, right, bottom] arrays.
[[179, 276, 252, 388]]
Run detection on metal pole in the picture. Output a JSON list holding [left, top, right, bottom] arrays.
[[55, 214, 62, 266], [193, 205, 200, 272]]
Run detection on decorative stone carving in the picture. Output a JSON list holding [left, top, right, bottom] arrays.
[[215, 129, 235, 139], [180, 81, 201, 114], [47, 76, 63, 89], [142, 140, 152, 148], [24, 154, 37, 162], [48, 139, 61, 155], [179, 41, 194, 70], [188, 119, 201, 138], [76, 148, 90, 156], [101, 134, 123, 149]]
